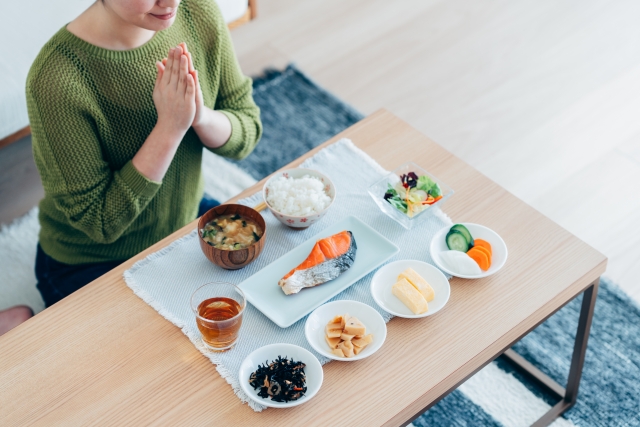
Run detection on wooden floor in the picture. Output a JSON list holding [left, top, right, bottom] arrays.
[[229, 0, 640, 300], [1, 0, 639, 300]]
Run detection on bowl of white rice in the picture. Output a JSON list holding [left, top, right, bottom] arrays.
[[263, 168, 336, 228]]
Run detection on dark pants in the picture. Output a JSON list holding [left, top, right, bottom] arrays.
[[35, 196, 220, 307]]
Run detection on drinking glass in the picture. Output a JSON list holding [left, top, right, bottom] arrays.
[[190, 282, 246, 351]]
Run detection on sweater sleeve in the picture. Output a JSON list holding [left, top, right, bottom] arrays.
[[205, 1, 262, 160], [27, 67, 162, 245]]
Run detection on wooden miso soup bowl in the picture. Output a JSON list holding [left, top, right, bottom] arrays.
[[198, 204, 267, 270]]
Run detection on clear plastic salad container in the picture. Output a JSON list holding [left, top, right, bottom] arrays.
[[367, 162, 454, 229]]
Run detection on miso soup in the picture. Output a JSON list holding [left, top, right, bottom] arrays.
[[201, 214, 263, 250]]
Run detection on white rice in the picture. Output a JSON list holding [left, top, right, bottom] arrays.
[[266, 175, 332, 216]]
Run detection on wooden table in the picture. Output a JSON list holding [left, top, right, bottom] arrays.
[[0, 110, 606, 426]]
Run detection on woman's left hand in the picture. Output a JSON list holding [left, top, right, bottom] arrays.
[[180, 43, 206, 128], [161, 42, 232, 149], [162, 42, 205, 128]]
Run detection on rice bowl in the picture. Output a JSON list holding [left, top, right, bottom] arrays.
[[266, 175, 331, 216], [263, 168, 336, 228]]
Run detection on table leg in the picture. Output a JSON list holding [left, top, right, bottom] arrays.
[[401, 278, 599, 427], [502, 278, 599, 427]]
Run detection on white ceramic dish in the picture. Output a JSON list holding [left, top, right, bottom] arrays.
[[238, 343, 323, 408], [370, 260, 450, 318], [430, 223, 508, 279], [305, 300, 387, 361], [239, 216, 399, 328], [263, 168, 336, 228]]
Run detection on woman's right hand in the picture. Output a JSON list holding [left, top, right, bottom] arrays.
[[153, 46, 196, 137], [130, 46, 196, 182]]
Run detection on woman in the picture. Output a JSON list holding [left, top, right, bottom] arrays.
[[26, 0, 262, 307]]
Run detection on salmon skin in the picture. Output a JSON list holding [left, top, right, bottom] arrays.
[[279, 230, 357, 295]]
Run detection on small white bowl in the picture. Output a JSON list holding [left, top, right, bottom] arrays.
[[370, 260, 450, 318], [305, 300, 386, 361], [263, 168, 336, 228], [430, 223, 508, 279], [238, 343, 323, 408]]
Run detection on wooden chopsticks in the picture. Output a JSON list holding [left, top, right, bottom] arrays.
[[253, 200, 267, 212]]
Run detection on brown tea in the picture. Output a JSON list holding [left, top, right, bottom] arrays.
[[196, 297, 243, 350]]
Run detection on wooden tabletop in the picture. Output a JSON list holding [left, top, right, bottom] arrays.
[[0, 110, 606, 426]]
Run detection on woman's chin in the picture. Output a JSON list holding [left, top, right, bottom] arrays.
[[144, 15, 176, 31]]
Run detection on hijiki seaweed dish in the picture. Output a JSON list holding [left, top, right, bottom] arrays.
[[200, 214, 263, 250], [248, 356, 307, 402]]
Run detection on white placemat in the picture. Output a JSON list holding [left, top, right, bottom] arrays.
[[123, 138, 452, 411]]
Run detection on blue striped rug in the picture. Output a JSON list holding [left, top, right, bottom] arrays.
[[417, 278, 640, 426], [232, 65, 363, 180], [239, 64, 640, 426]]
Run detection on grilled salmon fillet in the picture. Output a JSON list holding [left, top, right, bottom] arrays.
[[278, 230, 357, 295]]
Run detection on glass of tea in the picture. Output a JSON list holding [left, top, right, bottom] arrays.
[[190, 282, 246, 351]]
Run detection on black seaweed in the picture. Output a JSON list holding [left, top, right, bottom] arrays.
[[201, 228, 217, 240], [248, 356, 307, 402], [206, 220, 223, 232], [231, 214, 242, 220], [252, 231, 261, 241], [242, 220, 247, 227]]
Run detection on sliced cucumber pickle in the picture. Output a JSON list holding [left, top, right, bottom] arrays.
[[446, 230, 471, 252], [450, 224, 474, 247]]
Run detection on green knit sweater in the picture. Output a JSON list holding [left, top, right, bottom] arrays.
[[26, 0, 262, 265]]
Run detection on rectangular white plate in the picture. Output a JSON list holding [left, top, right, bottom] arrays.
[[239, 216, 399, 328]]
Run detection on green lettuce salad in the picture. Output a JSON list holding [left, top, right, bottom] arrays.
[[383, 172, 443, 217]]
